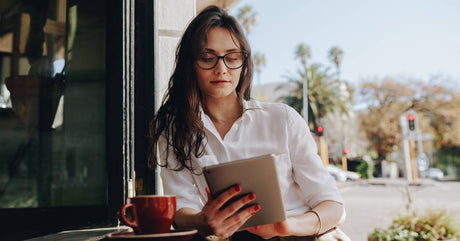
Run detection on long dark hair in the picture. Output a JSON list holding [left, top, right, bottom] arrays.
[[148, 6, 253, 172]]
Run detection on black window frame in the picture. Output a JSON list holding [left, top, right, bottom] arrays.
[[0, 0, 155, 239]]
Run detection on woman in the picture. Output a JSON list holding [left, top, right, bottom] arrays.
[[149, 5, 346, 240]]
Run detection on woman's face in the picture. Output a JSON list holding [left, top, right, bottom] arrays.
[[195, 27, 244, 100]]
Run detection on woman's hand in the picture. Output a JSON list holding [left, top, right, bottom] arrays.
[[245, 219, 293, 239], [197, 185, 261, 238], [247, 200, 345, 239]]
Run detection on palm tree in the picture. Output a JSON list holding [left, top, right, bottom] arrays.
[[295, 43, 311, 67], [278, 63, 349, 130], [253, 52, 266, 85], [236, 5, 257, 34], [328, 46, 344, 77]]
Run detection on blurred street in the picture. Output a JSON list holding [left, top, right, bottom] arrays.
[[338, 178, 460, 241]]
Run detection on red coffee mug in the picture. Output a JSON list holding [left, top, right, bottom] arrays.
[[120, 195, 176, 234]]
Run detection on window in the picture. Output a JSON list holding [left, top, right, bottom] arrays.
[[0, 0, 154, 239]]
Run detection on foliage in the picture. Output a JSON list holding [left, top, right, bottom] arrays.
[[369, 209, 460, 241], [236, 5, 257, 34], [295, 43, 311, 67], [253, 52, 266, 85], [328, 46, 344, 75], [278, 62, 351, 130], [358, 78, 412, 158], [357, 78, 460, 158], [357, 160, 373, 179], [434, 148, 460, 177]]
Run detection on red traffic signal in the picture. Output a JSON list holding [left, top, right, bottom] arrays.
[[408, 114, 415, 131], [316, 126, 323, 136]]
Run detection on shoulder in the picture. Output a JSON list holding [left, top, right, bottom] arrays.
[[247, 99, 302, 122], [245, 99, 293, 115]]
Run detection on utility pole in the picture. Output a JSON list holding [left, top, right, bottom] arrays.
[[302, 78, 308, 123]]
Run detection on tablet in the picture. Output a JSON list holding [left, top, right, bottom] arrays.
[[202, 154, 286, 229]]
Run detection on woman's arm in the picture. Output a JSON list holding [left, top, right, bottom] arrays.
[[246, 200, 344, 239], [174, 186, 261, 238]]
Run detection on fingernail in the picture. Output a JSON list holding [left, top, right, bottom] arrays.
[[251, 212, 256, 215], [248, 193, 255, 200], [254, 205, 260, 211], [234, 185, 241, 192]]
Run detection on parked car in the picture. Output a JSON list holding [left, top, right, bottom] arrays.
[[420, 168, 444, 180], [345, 171, 361, 181], [326, 165, 347, 182], [326, 165, 361, 182]]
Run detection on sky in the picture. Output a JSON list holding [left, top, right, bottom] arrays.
[[230, 0, 460, 87]]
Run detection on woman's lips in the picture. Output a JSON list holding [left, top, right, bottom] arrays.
[[210, 80, 229, 84]]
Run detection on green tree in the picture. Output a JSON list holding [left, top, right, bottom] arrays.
[[358, 79, 414, 158], [253, 52, 266, 85], [236, 5, 257, 34], [278, 63, 349, 130], [295, 43, 311, 67], [358, 78, 460, 159], [328, 46, 344, 77]]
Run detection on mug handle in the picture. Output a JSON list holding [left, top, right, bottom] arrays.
[[120, 203, 140, 232]]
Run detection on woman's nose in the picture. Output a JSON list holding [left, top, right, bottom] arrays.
[[214, 58, 227, 75]]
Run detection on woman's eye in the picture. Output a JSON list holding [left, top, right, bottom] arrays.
[[200, 57, 214, 62]]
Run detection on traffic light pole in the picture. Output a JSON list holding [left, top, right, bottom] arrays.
[[400, 110, 420, 183], [320, 136, 329, 167], [401, 132, 413, 182], [399, 110, 434, 183], [341, 154, 347, 171], [409, 140, 418, 181]]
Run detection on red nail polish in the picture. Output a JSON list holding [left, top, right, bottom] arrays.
[[234, 185, 241, 192], [248, 193, 255, 200], [254, 205, 260, 211], [251, 212, 256, 216]]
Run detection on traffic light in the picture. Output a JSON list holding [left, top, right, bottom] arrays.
[[408, 114, 415, 131], [316, 126, 323, 136]]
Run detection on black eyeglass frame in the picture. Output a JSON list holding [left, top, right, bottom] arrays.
[[196, 51, 248, 70]]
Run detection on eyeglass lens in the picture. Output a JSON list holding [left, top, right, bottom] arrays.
[[196, 52, 245, 70]]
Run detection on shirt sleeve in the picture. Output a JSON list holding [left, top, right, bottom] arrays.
[[158, 136, 203, 212], [285, 105, 343, 208]]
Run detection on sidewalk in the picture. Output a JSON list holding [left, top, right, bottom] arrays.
[[339, 178, 460, 241], [336, 177, 440, 191], [363, 177, 436, 186]]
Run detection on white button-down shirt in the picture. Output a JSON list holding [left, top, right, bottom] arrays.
[[160, 100, 343, 217]]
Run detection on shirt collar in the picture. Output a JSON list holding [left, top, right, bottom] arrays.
[[199, 99, 262, 113], [242, 99, 262, 111], [199, 99, 262, 125]]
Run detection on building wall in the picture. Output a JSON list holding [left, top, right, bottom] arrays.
[[155, 0, 195, 110]]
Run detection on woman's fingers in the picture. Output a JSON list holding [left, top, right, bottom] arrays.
[[202, 189, 261, 238], [205, 185, 241, 213], [214, 200, 260, 231], [205, 186, 212, 200], [213, 193, 257, 223], [214, 204, 261, 238]]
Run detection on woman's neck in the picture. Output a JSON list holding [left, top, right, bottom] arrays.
[[202, 93, 243, 124]]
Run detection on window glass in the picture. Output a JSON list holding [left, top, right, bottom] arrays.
[[0, 0, 107, 208]]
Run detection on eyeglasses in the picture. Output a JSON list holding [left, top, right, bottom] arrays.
[[196, 52, 247, 70]]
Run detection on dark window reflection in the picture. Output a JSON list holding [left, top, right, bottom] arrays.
[[0, 0, 106, 207]]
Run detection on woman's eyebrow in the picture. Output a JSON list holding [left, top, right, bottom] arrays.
[[203, 48, 240, 53]]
